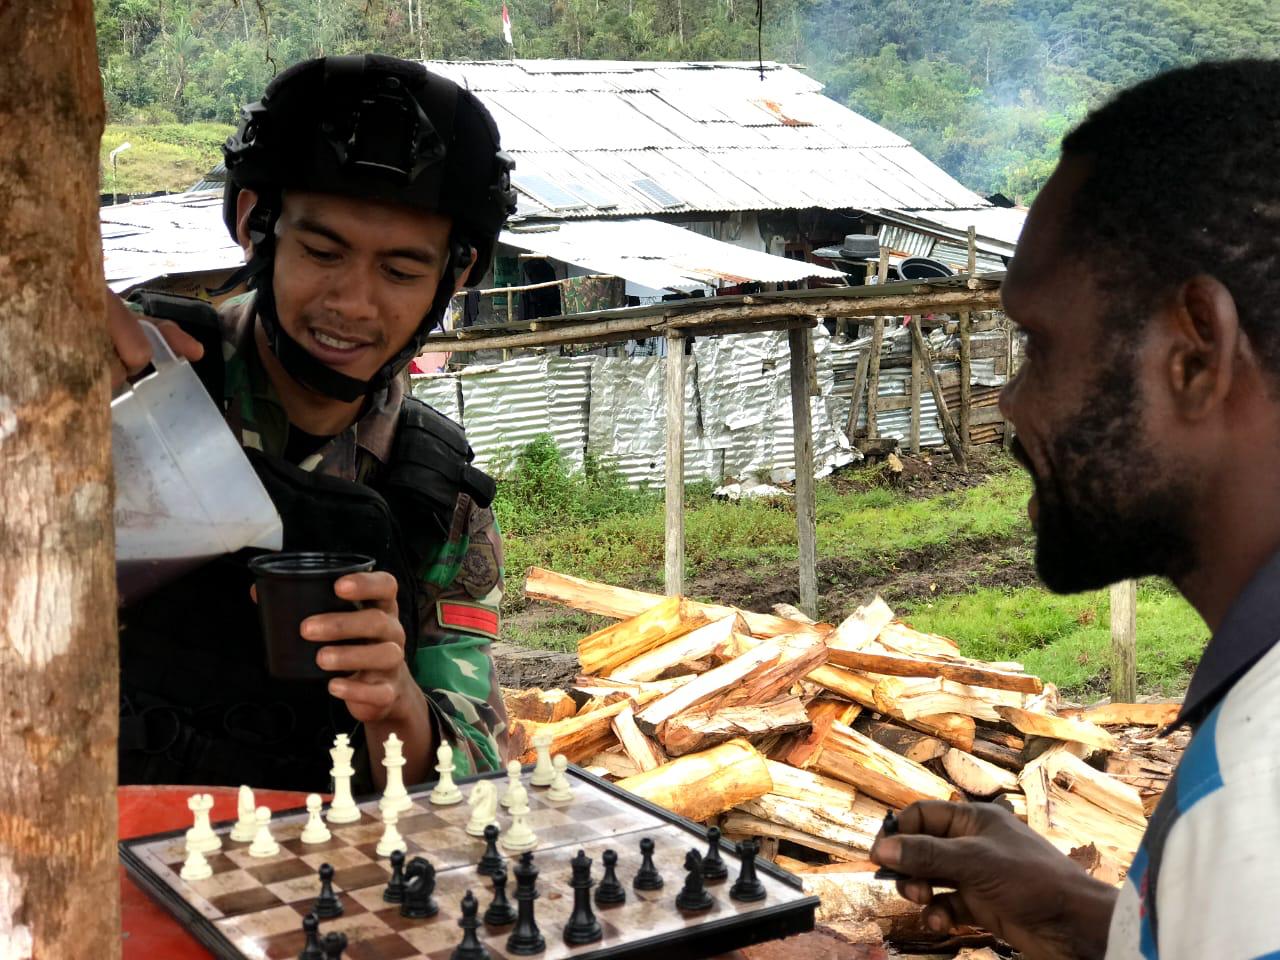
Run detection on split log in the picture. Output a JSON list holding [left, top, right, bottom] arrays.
[[1020, 745, 1145, 863], [525, 567, 829, 639], [997, 707, 1118, 752], [616, 739, 773, 822], [774, 854, 879, 876], [1063, 702, 1181, 727], [610, 705, 666, 772], [808, 664, 975, 750], [661, 697, 812, 756], [994, 792, 1028, 822], [969, 736, 1023, 771], [586, 750, 641, 779], [577, 595, 712, 676], [714, 638, 829, 708], [975, 726, 1025, 750], [734, 793, 883, 856], [772, 698, 861, 768], [607, 613, 745, 682], [941, 748, 1019, 798], [827, 648, 1043, 694], [874, 676, 1026, 723], [764, 759, 858, 807], [635, 642, 782, 735], [516, 698, 634, 764], [828, 596, 896, 650], [772, 603, 815, 623], [812, 722, 961, 808], [765, 861, 932, 934], [570, 673, 696, 708], [853, 717, 948, 763], [721, 811, 877, 864], [876, 621, 961, 658], [503, 687, 577, 724]]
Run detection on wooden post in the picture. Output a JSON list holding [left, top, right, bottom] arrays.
[[789, 326, 819, 619], [664, 331, 686, 597], [1, 5, 120, 956], [958, 311, 972, 447], [908, 319, 922, 454], [908, 318, 967, 468], [865, 247, 890, 440], [1110, 580, 1138, 703], [1003, 319, 1016, 451], [844, 348, 871, 441]]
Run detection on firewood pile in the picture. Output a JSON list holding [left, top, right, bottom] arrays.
[[503, 567, 1187, 941]]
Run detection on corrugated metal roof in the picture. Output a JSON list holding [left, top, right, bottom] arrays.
[[101, 190, 242, 292], [501, 218, 846, 293], [876, 206, 1026, 256], [421, 59, 985, 219]]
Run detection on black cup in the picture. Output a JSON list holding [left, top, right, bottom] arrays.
[[249, 552, 376, 681]]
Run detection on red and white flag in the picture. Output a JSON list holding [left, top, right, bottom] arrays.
[[501, 4, 513, 45]]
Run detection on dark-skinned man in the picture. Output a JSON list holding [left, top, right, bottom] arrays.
[[109, 55, 515, 794], [870, 59, 1280, 960]]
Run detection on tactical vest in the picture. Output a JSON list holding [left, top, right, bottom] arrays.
[[118, 293, 495, 791]]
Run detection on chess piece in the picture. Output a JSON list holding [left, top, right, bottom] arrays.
[[729, 838, 767, 902], [563, 850, 603, 945], [185, 793, 220, 854], [430, 742, 464, 805], [484, 864, 517, 926], [248, 806, 280, 858], [451, 890, 491, 960], [499, 783, 538, 853], [546, 755, 573, 802], [529, 732, 555, 787], [384, 849, 408, 904], [506, 851, 545, 956], [701, 826, 728, 882], [634, 837, 663, 891], [230, 784, 257, 842], [478, 824, 505, 878], [298, 913, 323, 960], [380, 732, 413, 816], [500, 759, 523, 809], [401, 856, 439, 919], [376, 805, 406, 857], [179, 846, 212, 881], [326, 733, 361, 824], [315, 863, 343, 919], [466, 781, 498, 837], [301, 794, 332, 845], [320, 931, 348, 960], [873, 812, 907, 881], [594, 849, 626, 906], [676, 849, 714, 912]]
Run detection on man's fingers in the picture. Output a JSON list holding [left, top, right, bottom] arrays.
[[303, 609, 403, 648], [875, 833, 982, 885], [335, 571, 398, 612], [107, 292, 152, 376], [329, 676, 397, 711], [156, 320, 205, 363], [921, 892, 975, 934], [895, 800, 986, 840], [316, 640, 403, 674], [897, 879, 934, 905]]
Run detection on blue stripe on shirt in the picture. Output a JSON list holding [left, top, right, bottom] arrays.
[[1174, 702, 1225, 815]]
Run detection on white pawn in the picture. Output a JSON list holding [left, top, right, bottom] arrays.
[[429, 743, 463, 806], [379, 732, 412, 816], [530, 732, 555, 787], [547, 754, 573, 803], [180, 846, 212, 881], [376, 806, 406, 857], [500, 759, 523, 809], [300, 794, 332, 845], [247, 806, 279, 858], [185, 793, 221, 854], [326, 733, 361, 824], [500, 783, 538, 853], [230, 785, 257, 843], [465, 781, 498, 837]]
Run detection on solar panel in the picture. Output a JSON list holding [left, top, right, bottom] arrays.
[[565, 180, 619, 210], [513, 174, 588, 211], [631, 177, 685, 208]]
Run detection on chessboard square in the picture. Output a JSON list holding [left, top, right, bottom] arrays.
[[247, 857, 315, 885], [345, 932, 421, 960], [335, 861, 392, 892], [224, 845, 293, 870], [396, 812, 445, 833], [338, 821, 386, 845], [349, 884, 397, 914], [301, 845, 375, 871], [219, 903, 312, 949], [264, 873, 322, 905], [169, 865, 261, 904], [155, 838, 191, 864], [207, 883, 286, 917], [395, 915, 466, 954], [281, 834, 346, 856], [284, 891, 369, 921]]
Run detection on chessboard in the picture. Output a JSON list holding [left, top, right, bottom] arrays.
[[120, 765, 818, 960]]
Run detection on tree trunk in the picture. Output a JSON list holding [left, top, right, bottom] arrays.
[[0, 3, 118, 957]]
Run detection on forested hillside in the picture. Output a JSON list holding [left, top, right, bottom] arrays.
[[95, 0, 1280, 200]]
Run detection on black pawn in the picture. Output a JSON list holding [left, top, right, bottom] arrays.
[[314, 863, 343, 919], [297, 912, 323, 960], [729, 839, 767, 903], [484, 865, 517, 926], [563, 850, 603, 945], [701, 827, 728, 882], [676, 849, 714, 912], [478, 823, 505, 878], [401, 856, 440, 919], [633, 837, 663, 891], [451, 890, 491, 960], [873, 811, 907, 882], [383, 849, 407, 904], [320, 931, 348, 960], [594, 849, 626, 907], [506, 851, 545, 956]]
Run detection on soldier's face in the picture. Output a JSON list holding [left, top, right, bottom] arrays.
[[251, 191, 455, 384]]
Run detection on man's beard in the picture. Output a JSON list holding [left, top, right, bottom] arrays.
[[1015, 353, 1196, 593]]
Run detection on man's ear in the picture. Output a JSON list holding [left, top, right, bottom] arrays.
[[1165, 274, 1241, 421], [451, 247, 480, 295], [234, 188, 260, 259]]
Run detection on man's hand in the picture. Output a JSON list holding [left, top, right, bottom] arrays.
[[107, 289, 205, 389], [870, 801, 1118, 960]]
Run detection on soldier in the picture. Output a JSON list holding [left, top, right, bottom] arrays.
[[108, 54, 515, 792]]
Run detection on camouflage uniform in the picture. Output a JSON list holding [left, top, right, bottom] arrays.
[[216, 293, 509, 775]]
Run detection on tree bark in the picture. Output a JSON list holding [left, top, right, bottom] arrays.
[[0, 3, 118, 957]]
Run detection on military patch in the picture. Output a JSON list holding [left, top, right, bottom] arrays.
[[437, 600, 500, 639], [458, 541, 501, 598]]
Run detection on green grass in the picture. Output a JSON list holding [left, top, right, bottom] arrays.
[[101, 122, 233, 195], [901, 580, 1208, 699]]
